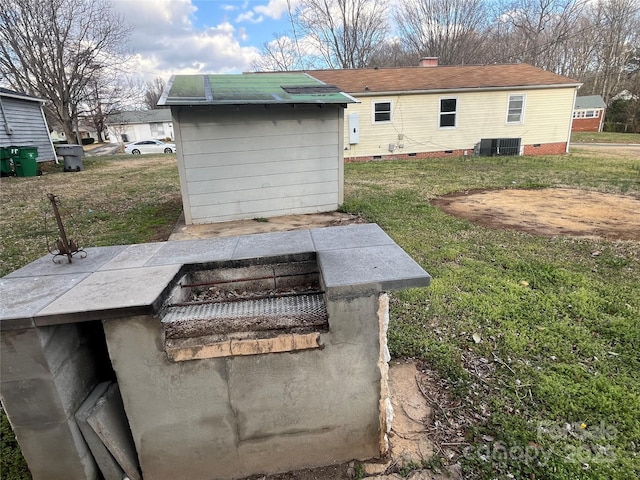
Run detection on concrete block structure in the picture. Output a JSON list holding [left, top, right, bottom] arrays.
[[0, 224, 430, 480]]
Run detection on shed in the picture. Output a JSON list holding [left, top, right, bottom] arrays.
[[159, 73, 357, 225], [0, 88, 56, 162]]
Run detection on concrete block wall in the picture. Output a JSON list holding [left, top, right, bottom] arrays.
[[0, 323, 103, 480], [103, 293, 385, 480], [1, 224, 431, 480]]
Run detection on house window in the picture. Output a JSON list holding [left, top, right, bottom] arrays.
[[372, 101, 392, 123], [507, 94, 525, 123], [585, 110, 597, 118], [439, 98, 457, 128]]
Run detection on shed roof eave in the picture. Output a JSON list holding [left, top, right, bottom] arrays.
[[157, 76, 175, 107], [344, 83, 583, 97], [0, 91, 46, 104], [162, 99, 356, 107]]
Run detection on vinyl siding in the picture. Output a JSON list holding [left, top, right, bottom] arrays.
[[0, 96, 56, 162], [343, 87, 576, 158], [173, 105, 343, 224]]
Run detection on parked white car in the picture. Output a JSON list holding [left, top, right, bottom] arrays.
[[124, 140, 176, 155]]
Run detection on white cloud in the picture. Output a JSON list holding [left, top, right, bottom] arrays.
[[235, 11, 264, 23], [254, 0, 297, 19], [112, 0, 259, 78]]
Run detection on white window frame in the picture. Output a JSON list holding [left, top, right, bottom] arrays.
[[438, 96, 458, 129], [506, 94, 526, 124], [372, 100, 392, 124]]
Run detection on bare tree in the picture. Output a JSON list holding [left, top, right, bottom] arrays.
[[367, 39, 417, 67], [0, 0, 132, 143], [84, 72, 144, 142], [589, 0, 640, 103], [488, 0, 586, 69], [251, 34, 304, 71], [294, 0, 391, 68], [144, 77, 168, 110], [394, 0, 491, 65]]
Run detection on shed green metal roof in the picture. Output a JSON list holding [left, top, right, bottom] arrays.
[[158, 73, 357, 106]]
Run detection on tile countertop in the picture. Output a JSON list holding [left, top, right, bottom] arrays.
[[0, 224, 431, 330]]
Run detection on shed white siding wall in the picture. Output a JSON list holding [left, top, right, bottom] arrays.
[[0, 96, 56, 162], [343, 87, 576, 158], [174, 105, 344, 224]]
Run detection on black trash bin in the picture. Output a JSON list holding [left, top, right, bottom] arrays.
[[56, 144, 84, 172], [1, 147, 13, 176]]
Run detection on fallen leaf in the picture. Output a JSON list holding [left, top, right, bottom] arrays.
[[472, 333, 482, 344]]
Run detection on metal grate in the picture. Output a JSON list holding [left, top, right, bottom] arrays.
[[162, 293, 327, 324]]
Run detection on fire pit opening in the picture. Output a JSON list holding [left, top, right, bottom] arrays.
[[160, 253, 329, 361]]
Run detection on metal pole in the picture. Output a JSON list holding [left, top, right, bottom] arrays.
[[47, 193, 73, 263]]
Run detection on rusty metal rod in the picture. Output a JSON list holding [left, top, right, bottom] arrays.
[[47, 193, 73, 263]]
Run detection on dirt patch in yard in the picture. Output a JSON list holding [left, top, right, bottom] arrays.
[[431, 188, 640, 241]]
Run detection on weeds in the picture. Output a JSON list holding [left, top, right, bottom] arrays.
[[343, 151, 639, 479], [1, 150, 639, 479]]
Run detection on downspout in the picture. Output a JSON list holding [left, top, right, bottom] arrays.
[[0, 96, 14, 136], [598, 108, 605, 133], [40, 102, 59, 164], [567, 88, 578, 153]]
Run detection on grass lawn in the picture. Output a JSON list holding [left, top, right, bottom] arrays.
[[1, 150, 639, 479], [571, 131, 640, 144]]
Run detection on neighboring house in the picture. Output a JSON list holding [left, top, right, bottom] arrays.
[[610, 89, 639, 102], [49, 119, 98, 144], [307, 62, 582, 160], [159, 73, 356, 224], [105, 109, 173, 144], [572, 95, 606, 132], [0, 87, 57, 162]]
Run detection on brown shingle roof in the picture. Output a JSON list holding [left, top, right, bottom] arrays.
[[305, 64, 580, 94]]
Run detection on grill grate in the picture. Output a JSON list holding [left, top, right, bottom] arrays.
[[162, 293, 327, 324]]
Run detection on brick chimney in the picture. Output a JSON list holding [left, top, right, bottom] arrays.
[[419, 57, 439, 67]]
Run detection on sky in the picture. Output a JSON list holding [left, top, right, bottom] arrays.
[[111, 0, 297, 79]]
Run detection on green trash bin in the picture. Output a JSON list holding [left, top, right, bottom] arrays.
[[14, 146, 39, 177], [1, 147, 13, 176]]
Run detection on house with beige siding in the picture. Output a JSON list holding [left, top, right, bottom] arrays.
[[159, 73, 355, 225], [307, 62, 581, 161]]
